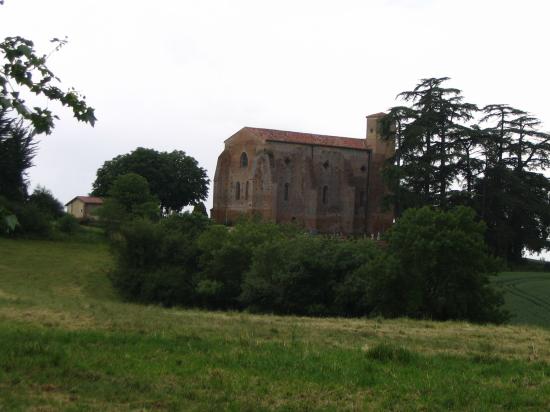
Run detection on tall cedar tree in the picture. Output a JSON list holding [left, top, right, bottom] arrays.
[[476, 105, 550, 261], [382, 78, 550, 262], [380, 77, 477, 214]]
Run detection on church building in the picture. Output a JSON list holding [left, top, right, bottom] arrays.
[[211, 112, 394, 235]]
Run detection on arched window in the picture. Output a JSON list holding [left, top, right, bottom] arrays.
[[240, 152, 248, 168], [245, 181, 249, 200], [322, 186, 328, 204], [284, 183, 289, 201], [235, 182, 241, 200]]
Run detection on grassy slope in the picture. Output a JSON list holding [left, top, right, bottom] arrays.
[[1, 239, 550, 411]]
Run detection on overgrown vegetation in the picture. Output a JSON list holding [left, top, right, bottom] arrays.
[[109, 207, 508, 323], [1, 237, 550, 411]]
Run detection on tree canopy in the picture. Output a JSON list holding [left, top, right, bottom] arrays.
[[92, 148, 209, 214], [381, 77, 550, 262], [96, 173, 159, 233]]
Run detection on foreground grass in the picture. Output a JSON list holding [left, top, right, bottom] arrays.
[[2, 238, 550, 410]]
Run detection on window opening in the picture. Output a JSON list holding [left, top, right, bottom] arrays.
[[284, 183, 289, 201], [322, 186, 328, 204], [240, 152, 248, 168], [245, 181, 249, 200], [235, 182, 241, 200]]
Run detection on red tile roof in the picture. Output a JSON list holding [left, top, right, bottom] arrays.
[[65, 196, 103, 206], [244, 127, 367, 151]]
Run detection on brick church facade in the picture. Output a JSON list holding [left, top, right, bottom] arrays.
[[211, 113, 394, 235]]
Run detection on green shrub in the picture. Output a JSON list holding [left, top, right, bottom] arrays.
[[197, 220, 299, 309], [240, 235, 381, 316], [96, 173, 159, 233], [0, 196, 19, 235], [28, 186, 64, 219], [109, 213, 210, 306], [15, 203, 52, 237], [369, 206, 508, 323], [57, 214, 80, 234], [0, 196, 53, 238]]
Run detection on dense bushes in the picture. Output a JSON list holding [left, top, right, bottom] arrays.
[[363, 207, 508, 323], [0, 189, 86, 239], [110, 213, 209, 306], [108, 207, 508, 323], [96, 173, 159, 233], [241, 235, 381, 316]]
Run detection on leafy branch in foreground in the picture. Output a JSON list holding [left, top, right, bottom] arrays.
[[0, 36, 96, 134]]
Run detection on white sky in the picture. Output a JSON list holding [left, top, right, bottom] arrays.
[[1, 0, 549, 213]]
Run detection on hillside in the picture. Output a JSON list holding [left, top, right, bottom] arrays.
[[1, 237, 550, 410]]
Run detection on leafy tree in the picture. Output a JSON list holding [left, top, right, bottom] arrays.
[[192, 201, 208, 217], [109, 213, 210, 305], [1, 6, 96, 236], [28, 185, 63, 219], [92, 148, 209, 214], [0, 36, 96, 134], [96, 173, 159, 232], [368, 206, 508, 323], [57, 213, 80, 234], [0, 110, 36, 201]]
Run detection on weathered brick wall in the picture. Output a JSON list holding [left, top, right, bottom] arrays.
[[212, 124, 394, 235]]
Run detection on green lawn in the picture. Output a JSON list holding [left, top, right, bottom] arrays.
[[2, 237, 550, 411]]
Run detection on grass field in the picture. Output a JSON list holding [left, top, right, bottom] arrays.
[[494, 272, 550, 329], [2, 237, 550, 410]]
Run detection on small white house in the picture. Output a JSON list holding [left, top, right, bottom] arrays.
[[65, 196, 103, 220]]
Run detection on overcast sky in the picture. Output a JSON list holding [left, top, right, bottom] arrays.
[[1, 0, 549, 211]]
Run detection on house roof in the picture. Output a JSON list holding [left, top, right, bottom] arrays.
[[243, 127, 367, 151], [366, 112, 387, 118], [65, 196, 103, 206]]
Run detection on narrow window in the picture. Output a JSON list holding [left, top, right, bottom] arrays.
[[322, 186, 328, 204], [359, 191, 365, 207], [284, 183, 289, 201], [240, 152, 248, 168], [245, 181, 249, 200], [235, 182, 241, 200]]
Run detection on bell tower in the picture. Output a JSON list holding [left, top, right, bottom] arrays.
[[366, 112, 394, 159], [365, 112, 394, 235]]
